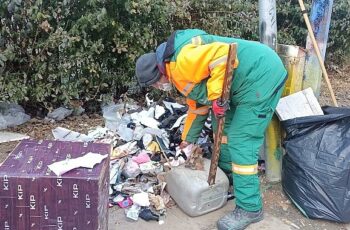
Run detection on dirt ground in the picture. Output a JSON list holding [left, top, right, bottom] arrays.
[[0, 67, 349, 230]]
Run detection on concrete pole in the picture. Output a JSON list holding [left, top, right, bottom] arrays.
[[259, 0, 277, 50], [302, 0, 334, 97], [259, 0, 282, 183]]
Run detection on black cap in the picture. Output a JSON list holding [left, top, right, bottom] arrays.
[[135, 53, 161, 87]]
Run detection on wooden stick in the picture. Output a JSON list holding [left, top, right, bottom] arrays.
[[298, 0, 338, 107], [207, 43, 237, 185]]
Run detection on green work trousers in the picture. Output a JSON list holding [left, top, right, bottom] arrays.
[[213, 75, 286, 212]]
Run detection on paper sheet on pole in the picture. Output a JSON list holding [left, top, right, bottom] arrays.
[[276, 88, 323, 121]]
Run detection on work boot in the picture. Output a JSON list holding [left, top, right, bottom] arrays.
[[217, 206, 264, 230]]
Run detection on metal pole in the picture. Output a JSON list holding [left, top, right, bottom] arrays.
[[259, 0, 282, 183], [302, 0, 334, 97]]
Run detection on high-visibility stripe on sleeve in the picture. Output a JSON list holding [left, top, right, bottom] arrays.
[[209, 55, 227, 70], [232, 163, 258, 175], [182, 82, 195, 96]]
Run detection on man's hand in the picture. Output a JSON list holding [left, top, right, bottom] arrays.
[[179, 141, 190, 149], [212, 99, 228, 118]]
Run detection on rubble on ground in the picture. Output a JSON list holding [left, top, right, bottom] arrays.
[[52, 95, 213, 224]]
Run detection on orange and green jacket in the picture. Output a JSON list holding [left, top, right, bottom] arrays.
[[158, 29, 286, 143]]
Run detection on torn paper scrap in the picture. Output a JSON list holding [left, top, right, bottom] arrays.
[[0, 132, 29, 143], [276, 88, 324, 121], [87, 126, 109, 139], [52, 127, 94, 142], [155, 105, 166, 119], [48, 152, 108, 176]]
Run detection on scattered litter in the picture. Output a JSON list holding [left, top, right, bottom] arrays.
[[47, 107, 73, 121], [139, 161, 163, 175], [117, 197, 133, 208], [185, 145, 204, 170], [176, 144, 194, 159], [163, 100, 185, 114], [47, 96, 214, 225], [52, 127, 94, 142], [122, 160, 141, 178], [132, 192, 150, 207], [112, 142, 139, 159], [87, 126, 109, 139], [139, 208, 159, 221], [0, 131, 29, 143], [0, 103, 30, 129], [281, 219, 300, 229], [117, 124, 134, 141], [140, 117, 160, 129], [113, 194, 125, 203], [146, 141, 160, 152], [276, 87, 323, 121], [155, 105, 166, 119], [169, 114, 187, 130], [130, 108, 155, 124], [110, 159, 125, 184], [48, 152, 108, 176], [145, 93, 154, 107], [132, 151, 151, 165], [126, 204, 141, 221], [166, 156, 185, 167], [142, 134, 153, 148], [103, 103, 139, 131], [149, 194, 166, 211]]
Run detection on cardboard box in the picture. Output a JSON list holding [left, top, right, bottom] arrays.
[[0, 140, 110, 230]]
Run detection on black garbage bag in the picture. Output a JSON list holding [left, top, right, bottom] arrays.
[[282, 106, 350, 223]]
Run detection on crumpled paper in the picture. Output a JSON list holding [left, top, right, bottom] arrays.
[[149, 194, 165, 211], [48, 152, 108, 176], [185, 145, 204, 170], [132, 192, 150, 207], [122, 160, 141, 178], [112, 141, 139, 159]]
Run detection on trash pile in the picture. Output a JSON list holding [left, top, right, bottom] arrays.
[[105, 95, 214, 224], [52, 95, 214, 224]]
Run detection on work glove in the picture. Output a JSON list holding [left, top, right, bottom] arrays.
[[212, 99, 228, 118]]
